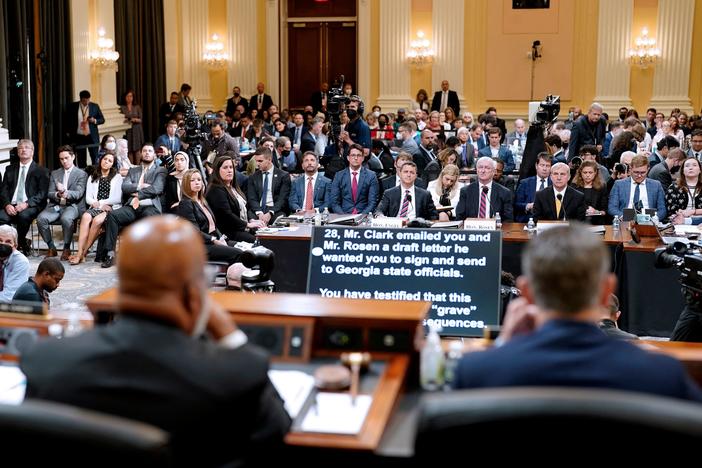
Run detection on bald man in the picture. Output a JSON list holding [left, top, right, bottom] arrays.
[[21, 216, 290, 467]]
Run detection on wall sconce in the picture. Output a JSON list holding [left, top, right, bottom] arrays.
[[89, 28, 119, 71], [203, 34, 229, 69], [627, 27, 660, 69], [406, 30, 434, 67]]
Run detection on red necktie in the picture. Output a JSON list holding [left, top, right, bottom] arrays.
[[351, 171, 359, 214], [399, 190, 411, 218], [305, 177, 314, 211], [479, 186, 488, 218]]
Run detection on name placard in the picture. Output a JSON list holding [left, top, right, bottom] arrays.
[[463, 218, 497, 231], [370, 217, 404, 229]]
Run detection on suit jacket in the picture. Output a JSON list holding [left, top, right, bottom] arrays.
[[400, 138, 421, 157], [375, 186, 438, 220], [20, 315, 292, 467], [121, 165, 167, 212], [514, 176, 551, 222], [0, 162, 50, 209], [46, 167, 88, 213], [206, 184, 249, 237], [414, 146, 434, 176], [330, 167, 379, 214], [158, 102, 184, 131], [154, 134, 182, 154], [225, 96, 249, 117], [647, 161, 674, 191], [568, 115, 607, 162], [288, 173, 331, 212], [430, 90, 460, 115], [64, 101, 105, 144], [533, 186, 586, 221], [478, 145, 516, 172], [300, 132, 319, 155], [455, 182, 514, 221], [454, 319, 702, 402], [246, 168, 291, 218], [177, 198, 221, 243], [456, 142, 476, 169], [607, 177, 667, 220], [249, 93, 274, 112], [380, 175, 427, 196]]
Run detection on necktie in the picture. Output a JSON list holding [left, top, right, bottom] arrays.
[[258, 95, 263, 108], [479, 186, 488, 218], [261, 172, 269, 213], [539, 179, 546, 191], [351, 171, 358, 202], [16, 165, 26, 203], [399, 190, 411, 218], [441, 92, 448, 111], [305, 177, 314, 211], [63, 169, 70, 188], [462, 144, 468, 166], [555, 193, 563, 218], [696, 152, 700, 161], [170, 137, 175, 152], [0, 262, 5, 291], [633, 182, 641, 208], [295, 127, 301, 145]]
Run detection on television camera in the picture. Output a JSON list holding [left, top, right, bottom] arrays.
[[534, 94, 560, 125]]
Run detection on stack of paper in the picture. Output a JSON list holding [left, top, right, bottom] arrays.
[[268, 370, 315, 419]]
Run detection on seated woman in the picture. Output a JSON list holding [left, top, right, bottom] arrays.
[[422, 147, 460, 184], [178, 169, 243, 265], [206, 155, 263, 242], [667, 157, 702, 225], [69, 153, 122, 265], [427, 164, 462, 221], [163, 151, 189, 213], [571, 160, 608, 225]]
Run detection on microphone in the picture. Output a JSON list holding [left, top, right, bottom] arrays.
[[634, 200, 643, 213], [482, 186, 489, 194]]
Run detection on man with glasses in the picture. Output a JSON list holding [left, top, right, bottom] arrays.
[[608, 154, 667, 220], [687, 129, 702, 161], [329, 144, 379, 214]]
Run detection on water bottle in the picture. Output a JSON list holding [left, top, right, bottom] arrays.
[[526, 217, 536, 234], [64, 312, 84, 337], [495, 212, 502, 229], [612, 215, 621, 232], [443, 340, 464, 390], [314, 211, 322, 226], [321, 207, 330, 225], [420, 324, 445, 391]]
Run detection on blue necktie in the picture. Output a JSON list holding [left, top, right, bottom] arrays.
[[633, 183, 641, 208], [261, 172, 269, 213], [462, 144, 468, 166]]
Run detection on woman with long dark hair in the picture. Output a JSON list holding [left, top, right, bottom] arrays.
[[667, 157, 702, 224], [119, 89, 145, 164]]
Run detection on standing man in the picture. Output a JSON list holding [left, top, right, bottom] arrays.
[[225, 86, 249, 118], [288, 151, 331, 214], [431, 80, 460, 116], [340, 100, 371, 156], [514, 152, 552, 222], [505, 119, 528, 153], [568, 102, 607, 161], [36, 146, 88, 260], [375, 162, 437, 220], [310, 82, 329, 115], [246, 147, 291, 225], [533, 162, 586, 221], [12, 257, 64, 305], [330, 144, 379, 214], [158, 92, 183, 132], [249, 82, 274, 114], [0, 225, 29, 303], [65, 90, 105, 167], [608, 154, 667, 219], [0, 139, 50, 256], [648, 147, 685, 191], [455, 157, 514, 221]]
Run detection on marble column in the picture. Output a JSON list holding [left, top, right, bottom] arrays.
[[593, 0, 633, 115], [228, 0, 258, 97], [357, 0, 371, 102], [650, 0, 695, 114], [163, 0, 180, 95], [376, 0, 412, 111], [432, 0, 466, 113], [181, 0, 213, 110], [265, 0, 280, 106]]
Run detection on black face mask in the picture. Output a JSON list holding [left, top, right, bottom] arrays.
[[397, 115, 405, 123], [281, 150, 291, 157], [346, 109, 358, 120], [619, 112, 627, 120], [378, 120, 387, 127], [233, 92, 240, 97], [0, 243, 11, 259]]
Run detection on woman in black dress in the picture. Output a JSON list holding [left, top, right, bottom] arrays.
[[571, 161, 608, 225]]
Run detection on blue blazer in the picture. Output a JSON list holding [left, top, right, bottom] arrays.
[[454, 320, 702, 402], [608, 177, 667, 220], [477, 146, 515, 172], [330, 167, 379, 214], [154, 134, 182, 154], [514, 176, 551, 222], [288, 173, 331, 212]]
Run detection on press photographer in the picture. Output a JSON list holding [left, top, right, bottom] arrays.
[[519, 94, 560, 180]]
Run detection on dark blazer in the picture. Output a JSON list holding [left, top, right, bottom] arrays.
[[310, 90, 330, 115], [288, 173, 331, 212], [177, 198, 221, 243], [0, 162, 50, 209], [648, 161, 674, 191], [225, 96, 249, 117], [380, 175, 427, 196], [422, 160, 442, 184], [64, 101, 105, 144], [414, 146, 434, 176], [20, 315, 292, 467], [246, 168, 291, 219], [330, 167, 379, 214], [249, 93, 274, 113], [478, 145, 516, 172], [206, 184, 249, 237], [568, 115, 607, 161], [430, 90, 460, 115], [153, 134, 182, 155], [455, 182, 514, 221], [158, 102, 184, 131], [121, 165, 167, 212], [300, 132, 321, 155], [514, 176, 551, 222], [454, 319, 702, 402], [162, 175, 181, 214], [533, 186, 586, 221], [375, 186, 438, 220], [456, 142, 476, 169]]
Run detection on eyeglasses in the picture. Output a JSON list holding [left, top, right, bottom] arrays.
[[348, 153, 364, 159]]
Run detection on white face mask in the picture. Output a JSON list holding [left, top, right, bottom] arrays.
[[373, 111, 380, 118], [105, 142, 116, 151]]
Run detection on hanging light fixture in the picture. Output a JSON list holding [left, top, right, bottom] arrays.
[[89, 28, 120, 71], [407, 30, 435, 67], [203, 34, 229, 69], [627, 27, 660, 69]]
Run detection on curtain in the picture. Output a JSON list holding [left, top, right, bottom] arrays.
[[114, 0, 166, 143]]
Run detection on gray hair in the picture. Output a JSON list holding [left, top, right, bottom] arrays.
[[476, 156, 497, 169], [0, 225, 18, 246], [590, 102, 604, 113]]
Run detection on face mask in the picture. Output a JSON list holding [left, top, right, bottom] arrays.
[[105, 142, 116, 151], [373, 111, 380, 118], [281, 150, 291, 157], [233, 92, 240, 97], [619, 113, 627, 120], [346, 109, 358, 120], [378, 120, 387, 127]]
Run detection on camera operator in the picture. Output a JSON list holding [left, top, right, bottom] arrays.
[[339, 99, 371, 157], [606, 151, 634, 194], [203, 121, 240, 163], [657, 242, 702, 342]]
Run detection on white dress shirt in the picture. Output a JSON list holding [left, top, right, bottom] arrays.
[[628, 179, 649, 210], [12, 162, 32, 204]]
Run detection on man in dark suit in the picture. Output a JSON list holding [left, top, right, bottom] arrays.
[[375, 162, 438, 220], [36, 145, 87, 260], [0, 139, 50, 256], [454, 224, 702, 402], [380, 153, 427, 196], [568, 102, 607, 161], [514, 152, 552, 222], [288, 151, 331, 213], [455, 156, 514, 221], [477, 128, 515, 172], [533, 162, 586, 221], [65, 90, 105, 167], [430, 80, 460, 116], [158, 91, 184, 133], [310, 82, 329, 115], [246, 147, 291, 224], [330, 144, 379, 214], [300, 117, 326, 157], [648, 147, 685, 191], [101, 143, 168, 268], [225, 86, 249, 118], [414, 129, 437, 176], [21, 216, 291, 467], [249, 82, 274, 114]]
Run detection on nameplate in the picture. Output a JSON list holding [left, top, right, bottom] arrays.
[[536, 221, 569, 232], [463, 218, 496, 231], [371, 217, 404, 229], [635, 213, 652, 224]]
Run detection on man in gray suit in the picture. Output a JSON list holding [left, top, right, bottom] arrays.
[[396, 122, 421, 158], [37, 145, 87, 260], [101, 143, 167, 268]]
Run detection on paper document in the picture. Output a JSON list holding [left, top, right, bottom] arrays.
[[301, 392, 372, 435], [268, 370, 315, 419], [674, 225, 701, 235], [0, 366, 26, 405]]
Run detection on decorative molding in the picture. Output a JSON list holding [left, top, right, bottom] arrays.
[[433, 0, 466, 111], [376, 0, 411, 110], [228, 0, 257, 99], [181, 0, 213, 110], [357, 0, 371, 102], [70, 0, 91, 100]]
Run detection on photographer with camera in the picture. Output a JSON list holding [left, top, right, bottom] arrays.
[[204, 121, 240, 163]]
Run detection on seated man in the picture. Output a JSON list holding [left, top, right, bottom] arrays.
[[599, 294, 638, 341], [533, 162, 586, 221], [36, 146, 88, 260], [477, 128, 515, 172], [330, 144, 379, 214], [288, 151, 331, 214], [0, 225, 29, 303], [608, 154, 667, 220], [455, 157, 514, 221], [246, 147, 291, 224], [12, 257, 63, 306], [380, 152, 427, 196], [375, 161, 438, 220], [101, 143, 167, 268], [514, 152, 552, 222], [454, 224, 702, 402], [153, 119, 182, 156], [0, 139, 50, 256], [21, 216, 291, 467]]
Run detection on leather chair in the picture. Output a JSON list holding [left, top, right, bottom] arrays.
[[0, 398, 171, 466]]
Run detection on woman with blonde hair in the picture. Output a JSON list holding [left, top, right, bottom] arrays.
[[427, 164, 462, 221]]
